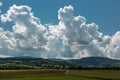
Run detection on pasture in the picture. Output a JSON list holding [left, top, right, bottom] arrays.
[[0, 69, 119, 80]]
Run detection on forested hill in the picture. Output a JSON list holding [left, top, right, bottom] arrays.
[[0, 57, 120, 69], [67, 57, 120, 67], [0, 57, 72, 69]]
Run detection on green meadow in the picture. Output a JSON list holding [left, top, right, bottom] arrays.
[[0, 69, 119, 80], [4, 76, 95, 80]]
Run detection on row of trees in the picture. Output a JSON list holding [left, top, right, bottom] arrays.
[[0, 63, 120, 70], [68, 66, 120, 70]]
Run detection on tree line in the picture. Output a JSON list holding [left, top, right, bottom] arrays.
[[0, 64, 120, 70]]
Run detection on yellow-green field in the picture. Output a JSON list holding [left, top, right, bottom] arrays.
[[0, 69, 119, 80]]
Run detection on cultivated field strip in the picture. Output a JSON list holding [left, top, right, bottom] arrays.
[[0, 70, 119, 80]]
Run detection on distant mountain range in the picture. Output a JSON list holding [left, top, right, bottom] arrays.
[[66, 57, 120, 67], [0, 57, 120, 69]]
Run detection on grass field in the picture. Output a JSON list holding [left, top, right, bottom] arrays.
[[0, 69, 119, 80], [4, 76, 95, 80]]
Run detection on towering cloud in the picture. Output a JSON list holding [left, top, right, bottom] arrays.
[[105, 31, 120, 59], [0, 5, 48, 57], [0, 5, 120, 59], [54, 5, 104, 58]]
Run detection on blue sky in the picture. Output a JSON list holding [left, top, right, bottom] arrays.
[[0, 0, 120, 59], [0, 0, 120, 35]]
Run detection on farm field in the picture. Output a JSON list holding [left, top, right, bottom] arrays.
[[0, 69, 119, 80], [4, 76, 95, 80]]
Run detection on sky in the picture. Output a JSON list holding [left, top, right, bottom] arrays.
[[0, 0, 120, 59], [1, 0, 120, 35]]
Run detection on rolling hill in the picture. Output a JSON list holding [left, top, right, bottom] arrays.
[[67, 57, 120, 67], [0, 57, 120, 69]]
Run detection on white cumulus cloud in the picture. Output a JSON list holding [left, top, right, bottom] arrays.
[[52, 5, 104, 58], [0, 2, 2, 7], [0, 5, 120, 59], [0, 5, 49, 57]]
